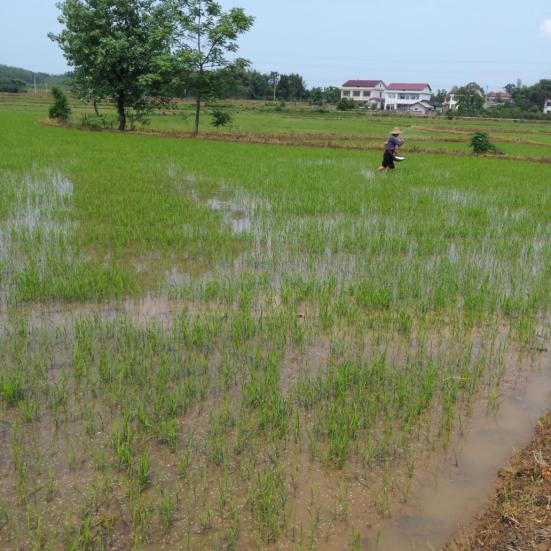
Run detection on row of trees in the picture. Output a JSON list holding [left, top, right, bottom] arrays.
[[50, 0, 255, 132], [0, 77, 27, 93], [437, 80, 551, 117], [504, 79, 551, 113], [0, 64, 67, 90], [49, 0, 345, 131], [176, 67, 340, 103]]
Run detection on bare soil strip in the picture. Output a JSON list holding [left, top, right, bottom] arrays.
[[410, 124, 551, 137]]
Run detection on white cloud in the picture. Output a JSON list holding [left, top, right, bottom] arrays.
[[542, 19, 551, 37]]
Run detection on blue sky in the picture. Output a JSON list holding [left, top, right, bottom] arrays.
[[1, 0, 550, 91]]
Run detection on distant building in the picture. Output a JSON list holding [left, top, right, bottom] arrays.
[[340, 80, 386, 107], [484, 91, 513, 109], [444, 88, 460, 111], [408, 101, 435, 115], [383, 83, 433, 113], [444, 87, 486, 111], [544, 99, 551, 115], [339, 80, 435, 113]]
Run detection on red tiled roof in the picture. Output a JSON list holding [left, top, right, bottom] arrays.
[[387, 83, 432, 91], [488, 92, 512, 98], [342, 80, 384, 88]]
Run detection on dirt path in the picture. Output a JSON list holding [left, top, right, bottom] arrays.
[[445, 411, 551, 550]]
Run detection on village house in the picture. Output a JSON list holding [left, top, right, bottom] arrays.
[[340, 80, 387, 105], [444, 94, 459, 111], [383, 83, 433, 114], [444, 88, 460, 111], [340, 80, 434, 113], [543, 99, 551, 114], [484, 91, 513, 109], [444, 87, 486, 111]]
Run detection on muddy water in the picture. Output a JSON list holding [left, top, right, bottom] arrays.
[[374, 353, 551, 550], [0, 296, 201, 331]]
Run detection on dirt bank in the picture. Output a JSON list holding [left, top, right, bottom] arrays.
[[445, 411, 551, 550]]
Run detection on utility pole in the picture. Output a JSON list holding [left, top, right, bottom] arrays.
[[270, 71, 280, 103], [33, 74, 37, 95]]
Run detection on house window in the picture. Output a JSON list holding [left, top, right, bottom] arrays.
[[363, 91, 371, 97], [342, 90, 350, 97], [353, 91, 361, 97]]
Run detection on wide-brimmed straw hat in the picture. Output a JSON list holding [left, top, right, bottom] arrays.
[[391, 127, 401, 135]]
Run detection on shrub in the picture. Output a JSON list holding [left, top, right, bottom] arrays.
[[80, 114, 115, 130], [470, 131, 498, 154], [48, 86, 71, 122], [336, 98, 357, 111], [210, 109, 233, 128]]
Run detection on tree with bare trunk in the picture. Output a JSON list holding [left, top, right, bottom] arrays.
[[171, 0, 254, 136], [50, 0, 174, 131]]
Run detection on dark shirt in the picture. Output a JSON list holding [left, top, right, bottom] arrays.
[[385, 135, 403, 153]]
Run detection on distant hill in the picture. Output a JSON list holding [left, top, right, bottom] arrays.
[[0, 64, 68, 89]]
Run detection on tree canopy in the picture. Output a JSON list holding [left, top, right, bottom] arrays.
[[505, 79, 551, 112], [170, 0, 254, 134], [455, 82, 485, 115], [50, 0, 174, 130]]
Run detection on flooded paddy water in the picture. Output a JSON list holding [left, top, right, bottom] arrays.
[[0, 163, 549, 550]]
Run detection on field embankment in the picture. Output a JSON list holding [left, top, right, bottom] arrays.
[[445, 411, 551, 550]]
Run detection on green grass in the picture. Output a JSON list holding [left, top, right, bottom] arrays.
[[0, 102, 549, 549]]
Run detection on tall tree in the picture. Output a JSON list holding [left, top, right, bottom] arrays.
[[268, 71, 280, 102], [50, 0, 174, 131], [277, 74, 291, 100], [287, 73, 307, 101], [433, 89, 448, 104], [248, 71, 271, 99], [171, 0, 254, 135], [322, 86, 341, 104], [309, 87, 323, 105], [455, 82, 485, 115]]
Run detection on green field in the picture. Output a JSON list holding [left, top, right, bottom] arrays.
[[0, 95, 550, 549]]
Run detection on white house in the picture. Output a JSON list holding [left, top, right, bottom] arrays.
[[341, 80, 387, 106], [444, 89, 459, 111], [383, 83, 432, 112], [544, 99, 551, 115]]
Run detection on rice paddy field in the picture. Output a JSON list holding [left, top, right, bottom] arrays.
[[0, 93, 550, 550]]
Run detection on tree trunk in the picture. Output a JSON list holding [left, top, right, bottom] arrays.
[[194, 93, 201, 136], [117, 92, 126, 131], [93, 99, 100, 117]]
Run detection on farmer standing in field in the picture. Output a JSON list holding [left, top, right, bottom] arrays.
[[377, 127, 405, 173]]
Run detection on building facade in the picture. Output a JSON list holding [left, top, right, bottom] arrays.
[[340, 80, 434, 113], [383, 83, 433, 112], [484, 91, 513, 109], [543, 99, 551, 115], [444, 89, 459, 111], [341, 80, 387, 106]]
